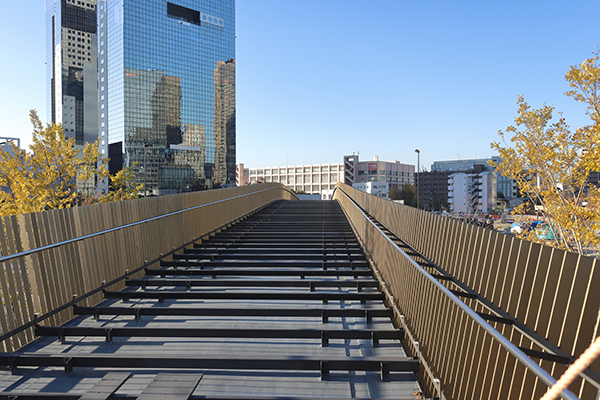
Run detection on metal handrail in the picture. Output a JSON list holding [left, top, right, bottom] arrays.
[[0, 185, 298, 264], [332, 186, 579, 400], [0, 196, 285, 344]]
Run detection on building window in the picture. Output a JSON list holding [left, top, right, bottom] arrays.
[[167, 2, 201, 25]]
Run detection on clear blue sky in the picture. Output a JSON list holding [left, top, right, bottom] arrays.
[[1, 1, 599, 170]]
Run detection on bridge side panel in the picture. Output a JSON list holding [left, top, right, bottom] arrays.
[[334, 182, 600, 400], [0, 184, 295, 351]]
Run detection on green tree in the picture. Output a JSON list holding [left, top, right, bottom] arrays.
[[389, 186, 402, 200], [0, 111, 140, 216], [491, 50, 600, 257], [391, 183, 417, 207]]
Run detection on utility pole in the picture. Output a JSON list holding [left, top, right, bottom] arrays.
[[144, 142, 151, 196], [415, 149, 420, 209]]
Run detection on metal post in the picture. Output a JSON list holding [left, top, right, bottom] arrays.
[[144, 143, 151, 196], [144, 144, 147, 197], [414, 149, 420, 209]]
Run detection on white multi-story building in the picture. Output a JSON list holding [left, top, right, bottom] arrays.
[[352, 182, 389, 199], [432, 156, 517, 200], [449, 170, 497, 213], [238, 155, 414, 198], [236, 162, 344, 196]]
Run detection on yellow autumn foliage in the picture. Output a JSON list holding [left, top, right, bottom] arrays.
[[492, 50, 600, 257], [0, 110, 141, 216]]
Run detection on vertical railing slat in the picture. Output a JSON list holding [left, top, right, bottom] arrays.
[[333, 182, 599, 400]]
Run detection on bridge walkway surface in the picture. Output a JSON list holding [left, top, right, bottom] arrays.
[[0, 200, 424, 399]]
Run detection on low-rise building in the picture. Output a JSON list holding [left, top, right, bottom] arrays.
[[236, 162, 344, 195], [416, 171, 452, 211], [449, 169, 497, 214], [237, 154, 414, 198], [432, 157, 517, 200], [236, 163, 249, 186], [352, 181, 389, 199], [344, 155, 414, 189]]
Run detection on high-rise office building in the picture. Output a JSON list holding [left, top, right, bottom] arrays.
[[213, 59, 236, 186], [46, 0, 99, 149], [98, 0, 235, 194]]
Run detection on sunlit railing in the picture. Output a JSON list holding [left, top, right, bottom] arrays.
[[0, 183, 297, 351], [333, 183, 599, 400]]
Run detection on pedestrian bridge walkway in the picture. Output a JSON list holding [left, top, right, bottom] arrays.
[[0, 183, 596, 400]]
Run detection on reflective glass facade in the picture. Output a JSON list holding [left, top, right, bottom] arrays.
[[46, 0, 99, 149], [98, 0, 235, 194]]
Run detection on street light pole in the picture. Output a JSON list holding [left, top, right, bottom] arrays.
[[144, 143, 151, 196], [415, 149, 420, 209]]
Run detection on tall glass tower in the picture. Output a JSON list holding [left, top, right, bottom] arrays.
[[46, 0, 99, 149], [98, 0, 235, 194]]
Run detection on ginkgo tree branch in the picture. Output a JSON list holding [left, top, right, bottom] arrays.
[[491, 50, 600, 258]]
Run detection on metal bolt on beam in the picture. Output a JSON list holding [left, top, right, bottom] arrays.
[[380, 362, 389, 380], [414, 341, 420, 357], [64, 357, 73, 374]]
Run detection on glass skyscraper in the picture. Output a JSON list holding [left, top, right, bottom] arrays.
[[46, 0, 99, 149], [98, 0, 235, 194]]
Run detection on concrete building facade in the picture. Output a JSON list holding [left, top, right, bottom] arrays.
[[237, 162, 344, 195], [416, 171, 452, 211], [238, 155, 414, 197], [344, 155, 414, 189], [352, 182, 390, 199], [449, 170, 497, 214], [431, 156, 517, 200]]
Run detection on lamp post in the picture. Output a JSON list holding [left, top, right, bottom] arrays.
[[143, 142, 151, 196], [415, 149, 420, 209]]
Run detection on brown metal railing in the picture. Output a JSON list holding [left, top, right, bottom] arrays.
[[0, 183, 297, 352], [333, 183, 599, 400]]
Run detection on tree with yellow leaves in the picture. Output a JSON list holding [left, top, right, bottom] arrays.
[[0, 110, 140, 216], [492, 50, 600, 257]]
